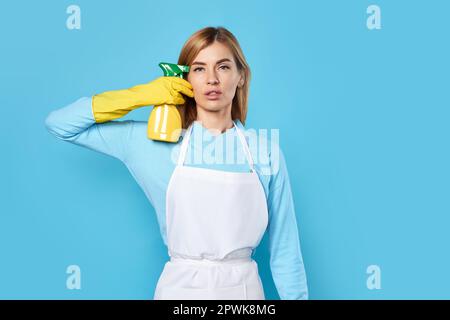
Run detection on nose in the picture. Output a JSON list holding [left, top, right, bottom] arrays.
[[207, 69, 219, 85]]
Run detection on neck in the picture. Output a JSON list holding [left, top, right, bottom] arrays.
[[196, 104, 234, 136]]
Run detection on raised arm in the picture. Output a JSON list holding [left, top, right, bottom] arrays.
[[44, 96, 134, 162], [44, 76, 194, 162], [267, 147, 309, 300]]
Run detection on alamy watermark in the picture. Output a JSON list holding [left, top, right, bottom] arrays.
[[367, 5, 381, 30], [66, 264, 81, 290], [169, 122, 281, 176], [66, 5, 81, 30], [366, 264, 382, 290]]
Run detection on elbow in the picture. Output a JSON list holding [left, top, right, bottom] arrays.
[[44, 97, 94, 141], [44, 111, 57, 135], [44, 111, 62, 138], [44, 110, 71, 140]]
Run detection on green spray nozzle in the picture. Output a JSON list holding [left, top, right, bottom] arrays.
[[158, 62, 190, 79]]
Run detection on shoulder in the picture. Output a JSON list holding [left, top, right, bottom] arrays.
[[131, 121, 188, 140], [130, 120, 147, 130], [124, 120, 183, 154]]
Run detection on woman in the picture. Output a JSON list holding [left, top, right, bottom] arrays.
[[45, 26, 308, 300]]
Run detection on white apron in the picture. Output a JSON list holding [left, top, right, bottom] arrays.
[[153, 120, 269, 300]]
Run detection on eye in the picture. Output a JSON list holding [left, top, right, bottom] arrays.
[[192, 65, 230, 72]]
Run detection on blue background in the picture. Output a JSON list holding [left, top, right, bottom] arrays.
[[1, 0, 449, 299]]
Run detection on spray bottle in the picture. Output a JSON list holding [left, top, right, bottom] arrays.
[[147, 62, 190, 143]]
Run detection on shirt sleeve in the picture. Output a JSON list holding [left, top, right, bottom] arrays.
[[44, 96, 134, 163], [266, 145, 309, 300]]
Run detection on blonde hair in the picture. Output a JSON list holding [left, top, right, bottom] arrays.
[[177, 26, 251, 129]]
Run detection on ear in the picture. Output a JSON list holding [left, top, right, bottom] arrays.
[[238, 75, 244, 88]]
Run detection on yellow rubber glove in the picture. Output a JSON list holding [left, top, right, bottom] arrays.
[[92, 76, 194, 123]]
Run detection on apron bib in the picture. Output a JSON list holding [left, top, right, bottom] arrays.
[[154, 120, 268, 300]]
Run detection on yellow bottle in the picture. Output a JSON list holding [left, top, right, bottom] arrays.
[[147, 62, 190, 143]]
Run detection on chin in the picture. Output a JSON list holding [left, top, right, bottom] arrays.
[[203, 107, 225, 112], [200, 101, 229, 111]]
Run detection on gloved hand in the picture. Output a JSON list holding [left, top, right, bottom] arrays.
[[92, 76, 194, 123]]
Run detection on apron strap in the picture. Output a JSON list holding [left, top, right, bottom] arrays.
[[177, 124, 193, 166], [234, 122, 256, 173], [177, 120, 256, 172]]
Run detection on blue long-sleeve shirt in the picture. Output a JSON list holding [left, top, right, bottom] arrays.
[[44, 96, 309, 300]]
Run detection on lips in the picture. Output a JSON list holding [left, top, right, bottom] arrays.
[[205, 89, 222, 95], [205, 89, 222, 100]]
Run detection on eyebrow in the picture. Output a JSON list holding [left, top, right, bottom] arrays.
[[191, 58, 232, 66]]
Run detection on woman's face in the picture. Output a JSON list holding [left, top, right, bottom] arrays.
[[187, 41, 244, 114]]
